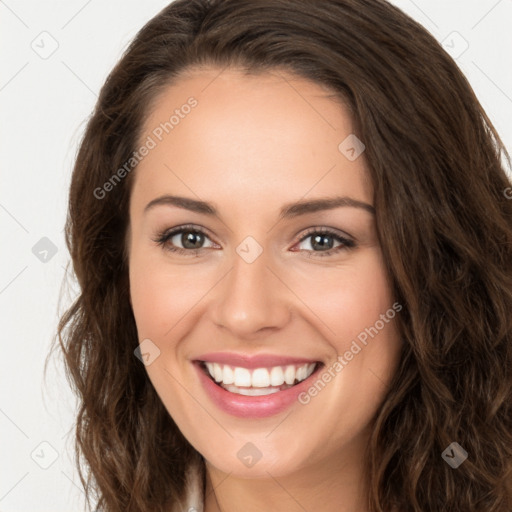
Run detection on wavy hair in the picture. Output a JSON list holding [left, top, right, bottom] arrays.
[[51, 0, 512, 510]]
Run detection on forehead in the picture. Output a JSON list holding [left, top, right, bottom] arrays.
[[131, 67, 372, 216]]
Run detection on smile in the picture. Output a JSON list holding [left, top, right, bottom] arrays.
[[193, 355, 324, 418], [200, 361, 318, 396]]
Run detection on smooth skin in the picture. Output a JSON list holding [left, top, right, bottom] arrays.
[[127, 67, 403, 512]]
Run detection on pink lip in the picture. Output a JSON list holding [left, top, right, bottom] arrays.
[[193, 360, 323, 418], [195, 352, 319, 369]]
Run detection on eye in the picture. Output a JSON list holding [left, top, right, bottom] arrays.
[[292, 227, 356, 258], [153, 224, 217, 256], [153, 224, 356, 258]]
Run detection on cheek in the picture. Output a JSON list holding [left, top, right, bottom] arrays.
[[289, 248, 394, 346], [128, 252, 203, 414], [129, 265, 167, 337], [128, 247, 214, 339]]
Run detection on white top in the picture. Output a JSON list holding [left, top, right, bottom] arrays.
[[172, 458, 205, 512]]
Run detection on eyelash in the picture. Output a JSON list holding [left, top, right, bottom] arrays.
[[152, 223, 356, 258]]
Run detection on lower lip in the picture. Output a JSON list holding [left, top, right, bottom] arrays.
[[194, 362, 322, 418]]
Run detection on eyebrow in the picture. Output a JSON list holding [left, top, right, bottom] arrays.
[[144, 194, 375, 218]]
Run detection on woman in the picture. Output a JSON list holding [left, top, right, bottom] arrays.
[[55, 0, 512, 510]]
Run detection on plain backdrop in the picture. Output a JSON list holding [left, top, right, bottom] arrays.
[[1, 1, 511, 511]]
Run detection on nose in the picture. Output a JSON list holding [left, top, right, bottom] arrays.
[[211, 245, 292, 339]]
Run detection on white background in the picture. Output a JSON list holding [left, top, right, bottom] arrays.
[[1, 1, 511, 511]]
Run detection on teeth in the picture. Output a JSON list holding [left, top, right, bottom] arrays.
[[203, 362, 317, 388], [213, 363, 223, 382], [284, 365, 296, 385], [222, 365, 234, 384], [251, 368, 270, 387], [297, 364, 307, 382], [222, 384, 282, 396], [270, 366, 285, 386], [233, 367, 251, 387]]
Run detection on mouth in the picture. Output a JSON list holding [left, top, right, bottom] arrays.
[[196, 360, 323, 396]]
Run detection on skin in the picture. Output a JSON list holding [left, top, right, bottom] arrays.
[[127, 67, 403, 512]]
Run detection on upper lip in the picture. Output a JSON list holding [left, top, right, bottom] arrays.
[[194, 352, 321, 369]]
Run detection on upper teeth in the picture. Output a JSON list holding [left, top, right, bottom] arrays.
[[204, 362, 317, 387]]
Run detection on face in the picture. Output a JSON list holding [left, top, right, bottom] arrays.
[[128, 67, 402, 479]]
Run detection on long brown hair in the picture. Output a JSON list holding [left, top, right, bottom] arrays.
[[50, 0, 512, 510]]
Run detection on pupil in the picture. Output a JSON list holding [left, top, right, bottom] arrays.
[[182, 231, 203, 249], [312, 234, 333, 250]]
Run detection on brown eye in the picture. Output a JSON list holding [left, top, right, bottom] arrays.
[[154, 224, 217, 256], [179, 230, 206, 249], [293, 227, 356, 258]]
